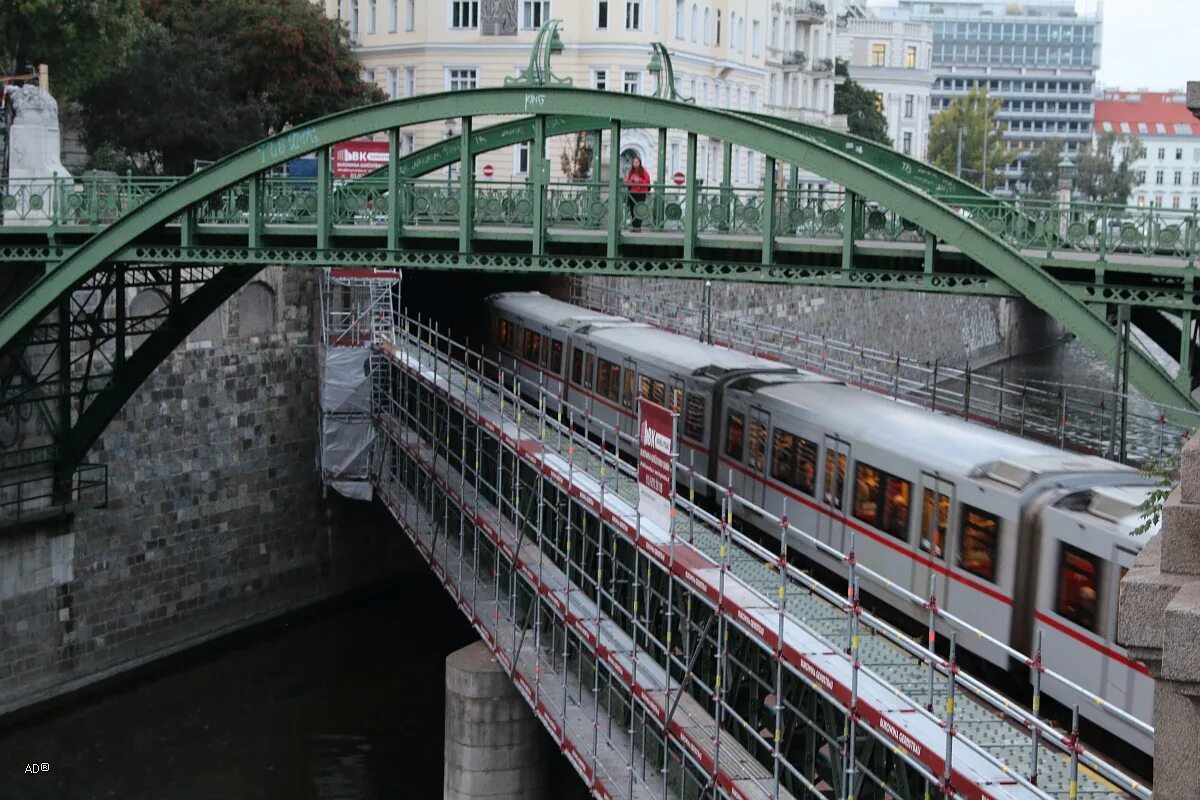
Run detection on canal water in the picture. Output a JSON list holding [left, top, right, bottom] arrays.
[[0, 547, 587, 800]]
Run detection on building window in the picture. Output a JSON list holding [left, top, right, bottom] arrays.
[[1193, 171, 1200, 186], [387, 67, 399, 99], [1175, 170, 1184, 186], [404, 66, 416, 96], [1178, 148, 1185, 161], [401, 132, 414, 155], [514, 142, 530, 175], [716, 10, 721, 44], [675, 0, 684, 38], [597, 0, 608, 28], [592, 69, 608, 90], [669, 141, 681, 173], [362, 68, 376, 85], [1193, 197, 1199, 210], [1135, 169, 1146, 185], [958, 505, 1000, 582], [751, 20, 762, 56], [691, 3, 699, 41], [1055, 544, 1102, 632], [1173, 196, 1182, 209], [448, 68, 478, 91], [450, 0, 478, 28], [904, 94, 914, 118], [703, 8, 710, 43], [1158, 147, 1167, 160], [905, 45, 917, 68], [405, 0, 415, 29], [874, 92, 883, 113], [902, 132, 913, 155], [625, 0, 641, 30], [1156, 170, 1165, 185], [623, 70, 641, 94], [871, 42, 886, 66], [748, 89, 758, 112], [388, 0, 397, 32], [367, 0, 376, 33], [521, 0, 549, 28]]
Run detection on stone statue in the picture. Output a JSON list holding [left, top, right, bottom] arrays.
[[3, 84, 71, 224]]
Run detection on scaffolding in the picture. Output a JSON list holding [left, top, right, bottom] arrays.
[[369, 312, 1153, 800], [316, 267, 400, 499]]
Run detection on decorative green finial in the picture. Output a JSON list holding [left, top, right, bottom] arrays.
[[505, 20, 573, 88], [645, 42, 694, 104]]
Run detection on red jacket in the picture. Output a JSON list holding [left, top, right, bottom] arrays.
[[625, 168, 651, 196]]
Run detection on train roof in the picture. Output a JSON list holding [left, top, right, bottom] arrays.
[[755, 382, 1139, 485], [488, 291, 629, 331], [1049, 484, 1160, 543], [586, 324, 827, 377]]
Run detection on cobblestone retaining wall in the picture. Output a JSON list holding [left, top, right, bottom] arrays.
[[0, 268, 403, 717]]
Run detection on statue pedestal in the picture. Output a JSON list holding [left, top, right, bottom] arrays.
[[1118, 435, 1200, 794]]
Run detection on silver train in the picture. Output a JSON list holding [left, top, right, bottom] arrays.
[[485, 291, 1158, 756]]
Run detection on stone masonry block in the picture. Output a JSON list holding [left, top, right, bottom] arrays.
[[1180, 433, 1200, 504], [1118, 534, 1188, 651], [1161, 489, 1200, 575], [1162, 582, 1200, 684]]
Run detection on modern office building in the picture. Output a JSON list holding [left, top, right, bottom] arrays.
[[874, 0, 1102, 193], [1097, 90, 1200, 211], [316, 0, 844, 186], [836, 11, 934, 159]]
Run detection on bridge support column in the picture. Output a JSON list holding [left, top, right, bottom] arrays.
[[1118, 433, 1200, 797], [444, 641, 549, 800]]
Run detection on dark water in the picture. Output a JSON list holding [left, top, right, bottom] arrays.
[[0, 558, 582, 800]]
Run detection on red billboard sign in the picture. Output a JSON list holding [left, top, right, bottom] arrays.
[[332, 140, 390, 178], [637, 398, 676, 533]]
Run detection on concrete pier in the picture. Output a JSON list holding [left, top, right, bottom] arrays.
[[444, 641, 548, 800], [1118, 433, 1200, 796]]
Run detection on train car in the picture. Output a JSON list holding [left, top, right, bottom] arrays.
[[1031, 484, 1157, 754], [485, 291, 1158, 752]]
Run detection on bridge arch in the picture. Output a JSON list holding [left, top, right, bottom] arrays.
[[0, 87, 1187, 472]]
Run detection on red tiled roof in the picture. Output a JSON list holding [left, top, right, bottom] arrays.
[[1095, 91, 1197, 137]]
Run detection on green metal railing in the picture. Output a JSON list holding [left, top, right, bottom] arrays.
[[0, 460, 108, 529], [4, 174, 1199, 263]]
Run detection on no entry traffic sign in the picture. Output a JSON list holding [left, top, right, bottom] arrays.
[[482, 164, 495, 178], [673, 171, 685, 185]]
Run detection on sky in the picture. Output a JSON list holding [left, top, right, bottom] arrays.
[[866, 0, 1199, 92]]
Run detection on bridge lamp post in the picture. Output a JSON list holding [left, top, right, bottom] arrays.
[[444, 120, 457, 192], [1057, 156, 1075, 238]]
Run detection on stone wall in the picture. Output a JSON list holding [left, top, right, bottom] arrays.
[[584, 278, 1060, 367], [0, 268, 403, 717]]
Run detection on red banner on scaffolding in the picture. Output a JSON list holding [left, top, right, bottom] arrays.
[[332, 140, 390, 178], [637, 398, 676, 533]]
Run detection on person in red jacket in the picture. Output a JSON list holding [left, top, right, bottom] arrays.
[[624, 156, 651, 230]]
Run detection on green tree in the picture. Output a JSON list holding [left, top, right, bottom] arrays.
[[1024, 139, 1065, 199], [833, 59, 891, 147], [82, 0, 384, 174], [1, 0, 142, 98], [927, 87, 1014, 191], [1074, 131, 1137, 204]]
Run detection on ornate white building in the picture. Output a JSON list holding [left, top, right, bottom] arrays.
[[316, 0, 843, 185], [835, 14, 934, 159]]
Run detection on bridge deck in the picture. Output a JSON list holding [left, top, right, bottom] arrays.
[[377, 323, 1147, 799]]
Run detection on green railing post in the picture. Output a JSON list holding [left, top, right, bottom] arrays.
[[924, 231, 936, 274], [316, 145, 331, 250], [388, 128, 402, 251], [656, 127, 667, 229], [842, 190, 857, 270], [606, 120, 622, 259], [247, 173, 263, 249], [1179, 309, 1194, 394], [721, 141, 733, 233], [684, 133, 699, 262], [460, 116, 476, 254], [762, 156, 776, 266]]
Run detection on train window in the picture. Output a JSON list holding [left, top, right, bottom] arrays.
[[584, 352, 595, 389], [572, 348, 584, 385], [1056, 544, 1103, 633], [523, 330, 542, 364], [824, 449, 846, 509], [748, 420, 768, 472], [852, 462, 912, 541], [597, 358, 620, 401], [640, 376, 652, 399], [549, 339, 563, 373], [771, 428, 817, 495], [725, 411, 745, 460], [958, 505, 1000, 582], [920, 488, 950, 560], [621, 368, 635, 409], [684, 394, 705, 440], [499, 319, 517, 352], [669, 386, 683, 413]]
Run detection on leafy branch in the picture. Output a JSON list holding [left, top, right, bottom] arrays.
[[1133, 449, 1181, 536]]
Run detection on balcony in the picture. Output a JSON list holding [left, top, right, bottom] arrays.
[[810, 57, 834, 73], [791, 1, 827, 23], [781, 50, 807, 70]]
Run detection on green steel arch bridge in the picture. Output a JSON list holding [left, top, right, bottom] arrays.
[[0, 41, 1198, 508]]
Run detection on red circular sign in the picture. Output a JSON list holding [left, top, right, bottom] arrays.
[[673, 171, 686, 185], [482, 164, 495, 177]]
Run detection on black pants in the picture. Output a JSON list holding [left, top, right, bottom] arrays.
[[627, 192, 648, 229]]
